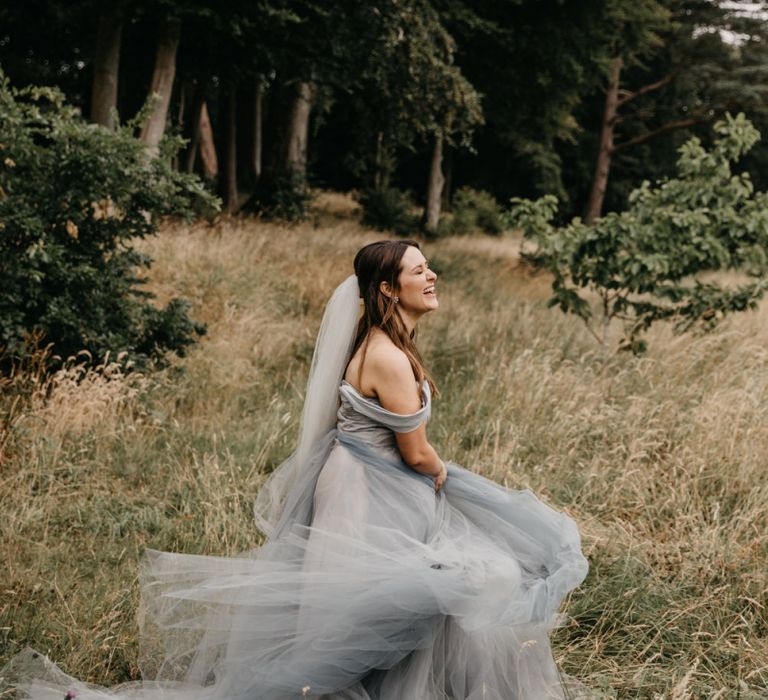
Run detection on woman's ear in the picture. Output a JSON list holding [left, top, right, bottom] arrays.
[[379, 280, 393, 299]]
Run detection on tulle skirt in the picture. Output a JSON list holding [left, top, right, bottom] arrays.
[[3, 431, 589, 699]]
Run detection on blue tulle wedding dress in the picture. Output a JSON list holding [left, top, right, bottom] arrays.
[[5, 379, 588, 699], [3, 276, 589, 699]]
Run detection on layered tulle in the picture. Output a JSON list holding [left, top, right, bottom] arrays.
[[4, 367, 589, 699], [4, 431, 588, 699]]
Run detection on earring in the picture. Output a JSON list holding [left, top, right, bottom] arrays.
[[394, 296, 399, 304]]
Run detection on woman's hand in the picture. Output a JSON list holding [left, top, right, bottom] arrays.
[[434, 461, 447, 493]]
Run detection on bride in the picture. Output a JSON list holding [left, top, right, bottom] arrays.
[[5, 239, 589, 699]]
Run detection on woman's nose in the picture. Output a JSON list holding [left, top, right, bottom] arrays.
[[428, 269, 437, 281]]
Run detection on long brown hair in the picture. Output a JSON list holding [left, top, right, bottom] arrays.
[[351, 240, 438, 396]]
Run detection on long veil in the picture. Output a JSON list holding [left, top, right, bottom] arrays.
[[253, 274, 361, 538]]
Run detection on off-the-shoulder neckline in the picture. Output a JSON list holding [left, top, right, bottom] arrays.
[[340, 378, 428, 399], [339, 379, 377, 400]]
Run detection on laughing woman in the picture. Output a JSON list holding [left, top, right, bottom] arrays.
[[7, 239, 588, 699]]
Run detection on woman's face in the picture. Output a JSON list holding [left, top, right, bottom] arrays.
[[393, 246, 438, 315]]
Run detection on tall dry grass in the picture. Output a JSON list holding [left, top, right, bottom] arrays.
[[1, 191, 766, 697]]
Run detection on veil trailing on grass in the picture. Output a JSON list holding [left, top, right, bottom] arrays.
[[252, 274, 361, 537]]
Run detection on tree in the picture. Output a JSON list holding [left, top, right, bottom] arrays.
[[252, 77, 265, 182], [334, 0, 481, 232], [509, 113, 768, 353], [90, 2, 125, 129], [424, 133, 446, 232], [263, 80, 317, 194], [139, 18, 182, 154], [222, 80, 239, 212], [584, 0, 671, 223], [435, 0, 623, 205], [583, 0, 768, 223]]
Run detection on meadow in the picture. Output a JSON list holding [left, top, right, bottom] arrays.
[[1, 193, 766, 698]]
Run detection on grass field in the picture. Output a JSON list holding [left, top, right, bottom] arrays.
[[1, 192, 767, 698]]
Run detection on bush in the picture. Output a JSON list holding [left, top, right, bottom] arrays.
[[449, 187, 504, 235], [359, 186, 419, 236], [0, 74, 220, 371], [246, 171, 311, 222]]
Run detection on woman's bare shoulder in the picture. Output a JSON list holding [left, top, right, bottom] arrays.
[[365, 333, 421, 411], [365, 332, 411, 379], [346, 331, 412, 397]]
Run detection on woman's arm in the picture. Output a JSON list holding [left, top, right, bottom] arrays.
[[394, 424, 447, 491], [366, 345, 447, 491]]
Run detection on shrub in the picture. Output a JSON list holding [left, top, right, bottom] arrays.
[[0, 74, 220, 371], [449, 187, 504, 235], [359, 186, 419, 236], [246, 171, 311, 222]]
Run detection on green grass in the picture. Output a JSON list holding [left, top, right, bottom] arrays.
[[1, 192, 766, 697]]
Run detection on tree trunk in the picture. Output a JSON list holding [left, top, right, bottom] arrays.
[[198, 101, 218, 180], [284, 81, 315, 178], [185, 83, 205, 173], [423, 133, 445, 234], [253, 79, 263, 182], [223, 86, 238, 213], [90, 5, 123, 129], [177, 80, 188, 132], [171, 80, 189, 170], [585, 56, 622, 224], [373, 131, 385, 190], [261, 80, 315, 195], [441, 145, 453, 211], [373, 131, 396, 191], [139, 20, 181, 155]]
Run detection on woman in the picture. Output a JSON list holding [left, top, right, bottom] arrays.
[[6, 240, 588, 699]]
